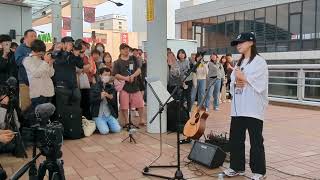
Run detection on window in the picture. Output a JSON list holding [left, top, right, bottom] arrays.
[[235, 12, 245, 35], [255, 8, 265, 42], [181, 22, 188, 39], [302, 0, 316, 39], [119, 26, 122, 29], [277, 4, 289, 41], [100, 23, 104, 27], [317, 0, 320, 39], [226, 14, 235, 38], [266, 6, 276, 42], [302, 0, 316, 50], [290, 2, 301, 13], [245, 10, 254, 32], [289, 14, 302, 50], [290, 14, 301, 40], [119, 21, 122, 25]]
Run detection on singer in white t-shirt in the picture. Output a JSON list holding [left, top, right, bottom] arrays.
[[224, 32, 268, 180]]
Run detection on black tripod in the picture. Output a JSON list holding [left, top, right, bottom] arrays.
[[122, 70, 139, 143], [142, 58, 204, 180], [10, 146, 65, 180]]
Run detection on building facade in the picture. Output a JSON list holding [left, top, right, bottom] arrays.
[[176, 0, 320, 105], [91, 14, 128, 32]]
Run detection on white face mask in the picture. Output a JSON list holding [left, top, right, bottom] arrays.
[[97, 46, 104, 53], [85, 49, 90, 56], [101, 76, 111, 83]]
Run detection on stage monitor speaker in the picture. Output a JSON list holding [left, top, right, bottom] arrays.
[[188, 140, 226, 169], [9, 29, 16, 40]]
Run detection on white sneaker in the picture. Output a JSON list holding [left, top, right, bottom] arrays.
[[251, 173, 266, 180], [223, 168, 245, 177], [134, 110, 140, 117]]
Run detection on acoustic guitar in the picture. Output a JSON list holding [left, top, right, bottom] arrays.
[[183, 77, 217, 140]]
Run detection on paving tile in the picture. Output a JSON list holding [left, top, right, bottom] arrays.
[[82, 145, 106, 153]]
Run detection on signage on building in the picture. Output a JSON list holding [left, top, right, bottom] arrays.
[[38, 33, 52, 43], [147, 0, 154, 22], [121, 33, 128, 44]]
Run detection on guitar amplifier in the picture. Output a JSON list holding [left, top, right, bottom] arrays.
[[188, 141, 226, 169]]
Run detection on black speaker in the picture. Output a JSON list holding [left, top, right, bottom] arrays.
[[9, 29, 16, 40], [188, 141, 226, 169]]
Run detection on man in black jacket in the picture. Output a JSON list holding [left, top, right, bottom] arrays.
[[90, 68, 121, 135], [0, 35, 17, 85]]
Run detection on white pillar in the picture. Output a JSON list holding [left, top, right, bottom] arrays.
[[147, 0, 167, 133], [52, 0, 62, 41], [71, 0, 83, 39]]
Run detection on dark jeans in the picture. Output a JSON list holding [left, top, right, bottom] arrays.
[[229, 116, 266, 175], [31, 96, 52, 108], [80, 89, 91, 119], [183, 80, 193, 112]]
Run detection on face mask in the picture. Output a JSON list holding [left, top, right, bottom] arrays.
[[97, 46, 104, 53], [101, 76, 111, 83], [85, 49, 90, 56]]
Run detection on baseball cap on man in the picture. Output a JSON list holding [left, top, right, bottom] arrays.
[[61, 36, 74, 43], [119, 43, 130, 50], [231, 32, 256, 46]]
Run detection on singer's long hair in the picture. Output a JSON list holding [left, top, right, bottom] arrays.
[[237, 41, 259, 66]]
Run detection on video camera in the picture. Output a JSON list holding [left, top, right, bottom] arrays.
[[22, 103, 63, 155], [0, 77, 17, 100]]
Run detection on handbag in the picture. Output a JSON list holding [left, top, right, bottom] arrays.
[[79, 73, 91, 89], [114, 79, 125, 92], [82, 116, 96, 137]]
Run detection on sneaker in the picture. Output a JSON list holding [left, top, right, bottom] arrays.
[[223, 168, 245, 177], [134, 110, 140, 117], [251, 173, 266, 180], [214, 107, 219, 111]]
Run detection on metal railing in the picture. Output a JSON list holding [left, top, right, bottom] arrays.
[[268, 64, 320, 106]]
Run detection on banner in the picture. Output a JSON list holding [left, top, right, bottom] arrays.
[[62, 17, 71, 30], [84, 7, 96, 23], [121, 33, 128, 44]]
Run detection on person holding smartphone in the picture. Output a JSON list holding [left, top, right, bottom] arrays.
[[224, 32, 268, 180], [0, 35, 17, 84]]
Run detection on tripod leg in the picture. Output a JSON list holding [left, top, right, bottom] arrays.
[[37, 161, 47, 180], [56, 160, 66, 180]]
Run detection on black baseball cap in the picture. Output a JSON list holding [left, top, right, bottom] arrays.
[[0, 34, 12, 43], [61, 36, 74, 43], [119, 43, 130, 50], [231, 32, 256, 46]]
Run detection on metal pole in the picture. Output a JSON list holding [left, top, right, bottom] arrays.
[[71, 0, 83, 39], [52, 0, 62, 41], [146, 0, 167, 133]]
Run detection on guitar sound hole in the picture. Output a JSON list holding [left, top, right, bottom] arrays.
[[195, 113, 200, 119]]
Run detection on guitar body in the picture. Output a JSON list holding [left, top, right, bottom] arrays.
[[183, 107, 208, 139]]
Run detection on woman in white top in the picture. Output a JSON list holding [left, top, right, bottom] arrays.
[[23, 39, 54, 108], [224, 32, 268, 180]]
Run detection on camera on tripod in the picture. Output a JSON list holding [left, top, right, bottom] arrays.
[[22, 103, 63, 154], [11, 103, 66, 180], [0, 77, 18, 101]]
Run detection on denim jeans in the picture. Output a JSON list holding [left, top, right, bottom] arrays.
[[191, 79, 206, 109], [93, 114, 121, 135], [205, 79, 221, 109]]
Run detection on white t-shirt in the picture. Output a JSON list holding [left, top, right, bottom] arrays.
[[230, 55, 269, 121]]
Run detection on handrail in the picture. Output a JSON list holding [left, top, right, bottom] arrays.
[[268, 64, 320, 106]]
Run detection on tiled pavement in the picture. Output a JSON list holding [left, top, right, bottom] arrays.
[[1, 103, 320, 180]]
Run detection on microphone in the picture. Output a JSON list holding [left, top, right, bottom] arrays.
[[35, 103, 56, 123]]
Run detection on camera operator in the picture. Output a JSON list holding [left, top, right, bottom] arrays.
[[0, 35, 18, 84], [53, 36, 84, 139], [53, 36, 83, 102], [23, 40, 54, 108]]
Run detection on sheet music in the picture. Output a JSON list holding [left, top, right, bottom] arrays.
[[148, 80, 173, 105]]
